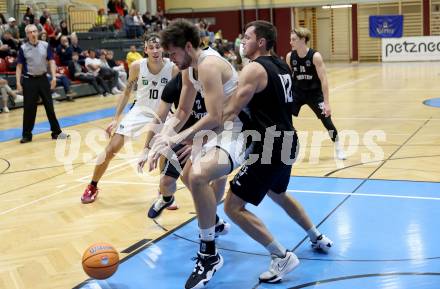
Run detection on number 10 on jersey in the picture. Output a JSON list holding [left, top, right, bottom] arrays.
[[149, 89, 159, 99]]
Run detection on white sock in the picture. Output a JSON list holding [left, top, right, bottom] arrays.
[[265, 239, 286, 258], [199, 226, 215, 241], [307, 226, 321, 242]]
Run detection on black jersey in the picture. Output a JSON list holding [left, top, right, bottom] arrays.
[[290, 48, 322, 92], [161, 72, 207, 132], [250, 56, 297, 163]]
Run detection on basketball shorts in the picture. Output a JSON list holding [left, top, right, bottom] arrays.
[[292, 91, 325, 119], [160, 143, 187, 179], [115, 99, 156, 138], [230, 162, 292, 206]]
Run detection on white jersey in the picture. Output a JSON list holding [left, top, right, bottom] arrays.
[[136, 57, 174, 112], [188, 47, 238, 99]]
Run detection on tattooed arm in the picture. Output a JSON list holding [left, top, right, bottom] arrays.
[[105, 60, 140, 136]]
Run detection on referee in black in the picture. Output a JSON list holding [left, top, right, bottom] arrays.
[[16, 24, 68, 144]]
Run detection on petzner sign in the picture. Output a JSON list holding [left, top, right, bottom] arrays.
[[382, 36, 440, 62]]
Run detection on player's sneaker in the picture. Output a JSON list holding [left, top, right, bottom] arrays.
[[81, 184, 99, 204], [148, 195, 177, 218], [259, 251, 299, 283], [214, 219, 230, 237], [335, 142, 346, 160], [185, 252, 223, 289], [311, 234, 333, 253]]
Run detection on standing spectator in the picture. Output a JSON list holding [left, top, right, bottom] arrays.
[[107, 0, 117, 14], [34, 18, 43, 32], [126, 45, 142, 67], [95, 8, 107, 28], [68, 51, 106, 96], [23, 7, 35, 24], [6, 17, 19, 40], [56, 36, 72, 66], [16, 24, 69, 143]]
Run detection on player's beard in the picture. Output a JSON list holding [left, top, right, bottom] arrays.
[[178, 51, 192, 70]]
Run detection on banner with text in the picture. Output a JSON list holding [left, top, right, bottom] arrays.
[[382, 36, 440, 62], [369, 15, 403, 38]]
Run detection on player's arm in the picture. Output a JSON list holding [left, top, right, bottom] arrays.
[[161, 69, 196, 137], [286, 51, 292, 69], [313, 52, 331, 117], [171, 64, 179, 78], [170, 58, 224, 144], [223, 61, 267, 122], [105, 60, 140, 136]]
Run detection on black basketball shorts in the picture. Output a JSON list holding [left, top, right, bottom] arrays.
[[292, 91, 325, 119]]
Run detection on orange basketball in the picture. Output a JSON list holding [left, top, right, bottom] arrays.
[[82, 243, 119, 280]]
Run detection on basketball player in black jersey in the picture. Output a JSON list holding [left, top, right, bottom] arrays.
[[223, 21, 332, 284], [286, 27, 346, 160], [137, 73, 230, 237]]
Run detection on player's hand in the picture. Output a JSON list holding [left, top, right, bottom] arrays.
[[147, 134, 173, 172], [137, 147, 150, 174], [50, 78, 57, 90], [176, 143, 192, 163], [322, 102, 331, 117], [105, 119, 118, 137]]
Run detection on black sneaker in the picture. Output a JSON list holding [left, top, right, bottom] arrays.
[[185, 252, 223, 289], [147, 195, 175, 218]]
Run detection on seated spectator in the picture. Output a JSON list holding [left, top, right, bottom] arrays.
[[85, 49, 120, 95], [1, 31, 19, 56], [40, 9, 50, 26], [59, 20, 69, 36], [56, 36, 72, 66], [102, 49, 126, 90], [47, 72, 76, 101], [69, 51, 107, 96], [39, 31, 48, 42], [96, 8, 108, 27], [70, 33, 86, 65], [23, 7, 35, 24], [107, 0, 117, 14], [126, 45, 142, 67], [0, 77, 22, 113], [34, 18, 43, 32], [124, 10, 142, 38], [0, 14, 7, 35], [19, 17, 31, 38], [6, 17, 19, 40]]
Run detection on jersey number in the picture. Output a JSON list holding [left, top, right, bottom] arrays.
[[149, 89, 159, 99], [278, 74, 293, 103]]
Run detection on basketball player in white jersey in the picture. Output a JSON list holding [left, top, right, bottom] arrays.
[[146, 20, 249, 289], [80, 34, 179, 204]]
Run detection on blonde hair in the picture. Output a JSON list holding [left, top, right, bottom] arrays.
[[291, 27, 311, 43]]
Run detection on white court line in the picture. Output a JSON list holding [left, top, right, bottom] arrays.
[[288, 189, 440, 201], [330, 73, 378, 92], [76, 179, 185, 189], [298, 117, 440, 121]]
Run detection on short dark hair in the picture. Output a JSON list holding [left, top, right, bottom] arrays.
[[160, 19, 200, 50], [245, 20, 277, 50]]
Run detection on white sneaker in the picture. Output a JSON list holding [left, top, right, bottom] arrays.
[[311, 234, 333, 253], [111, 87, 122, 94], [259, 251, 299, 283], [15, 94, 24, 102], [214, 219, 230, 237], [335, 143, 346, 160], [2, 106, 9, 113], [51, 92, 61, 99]]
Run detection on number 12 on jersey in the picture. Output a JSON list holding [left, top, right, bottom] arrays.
[[278, 74, 293, 103]]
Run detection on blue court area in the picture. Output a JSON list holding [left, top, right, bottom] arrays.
[[75, 176, 440, 289], [423, 98, 440, 108]]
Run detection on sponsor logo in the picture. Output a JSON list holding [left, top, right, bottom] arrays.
[[305, 60, 311, 67], [161, 77, 168, 84], [152, 81, 158, 86], [101, 255, 109, 265]]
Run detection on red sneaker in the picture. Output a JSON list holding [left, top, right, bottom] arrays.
[[81, 184, 99, 204]]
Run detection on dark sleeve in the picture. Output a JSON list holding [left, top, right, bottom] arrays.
[[161, 72, 182, 106], [17, 47, 26, 64], [47, 44, 53, 60]]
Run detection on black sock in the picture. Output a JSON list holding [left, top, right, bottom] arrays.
[[162, 195, 172, 202], [215, 214, 220, 224], [200, 240, 216, 255], [90, 181, 98, 187]]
